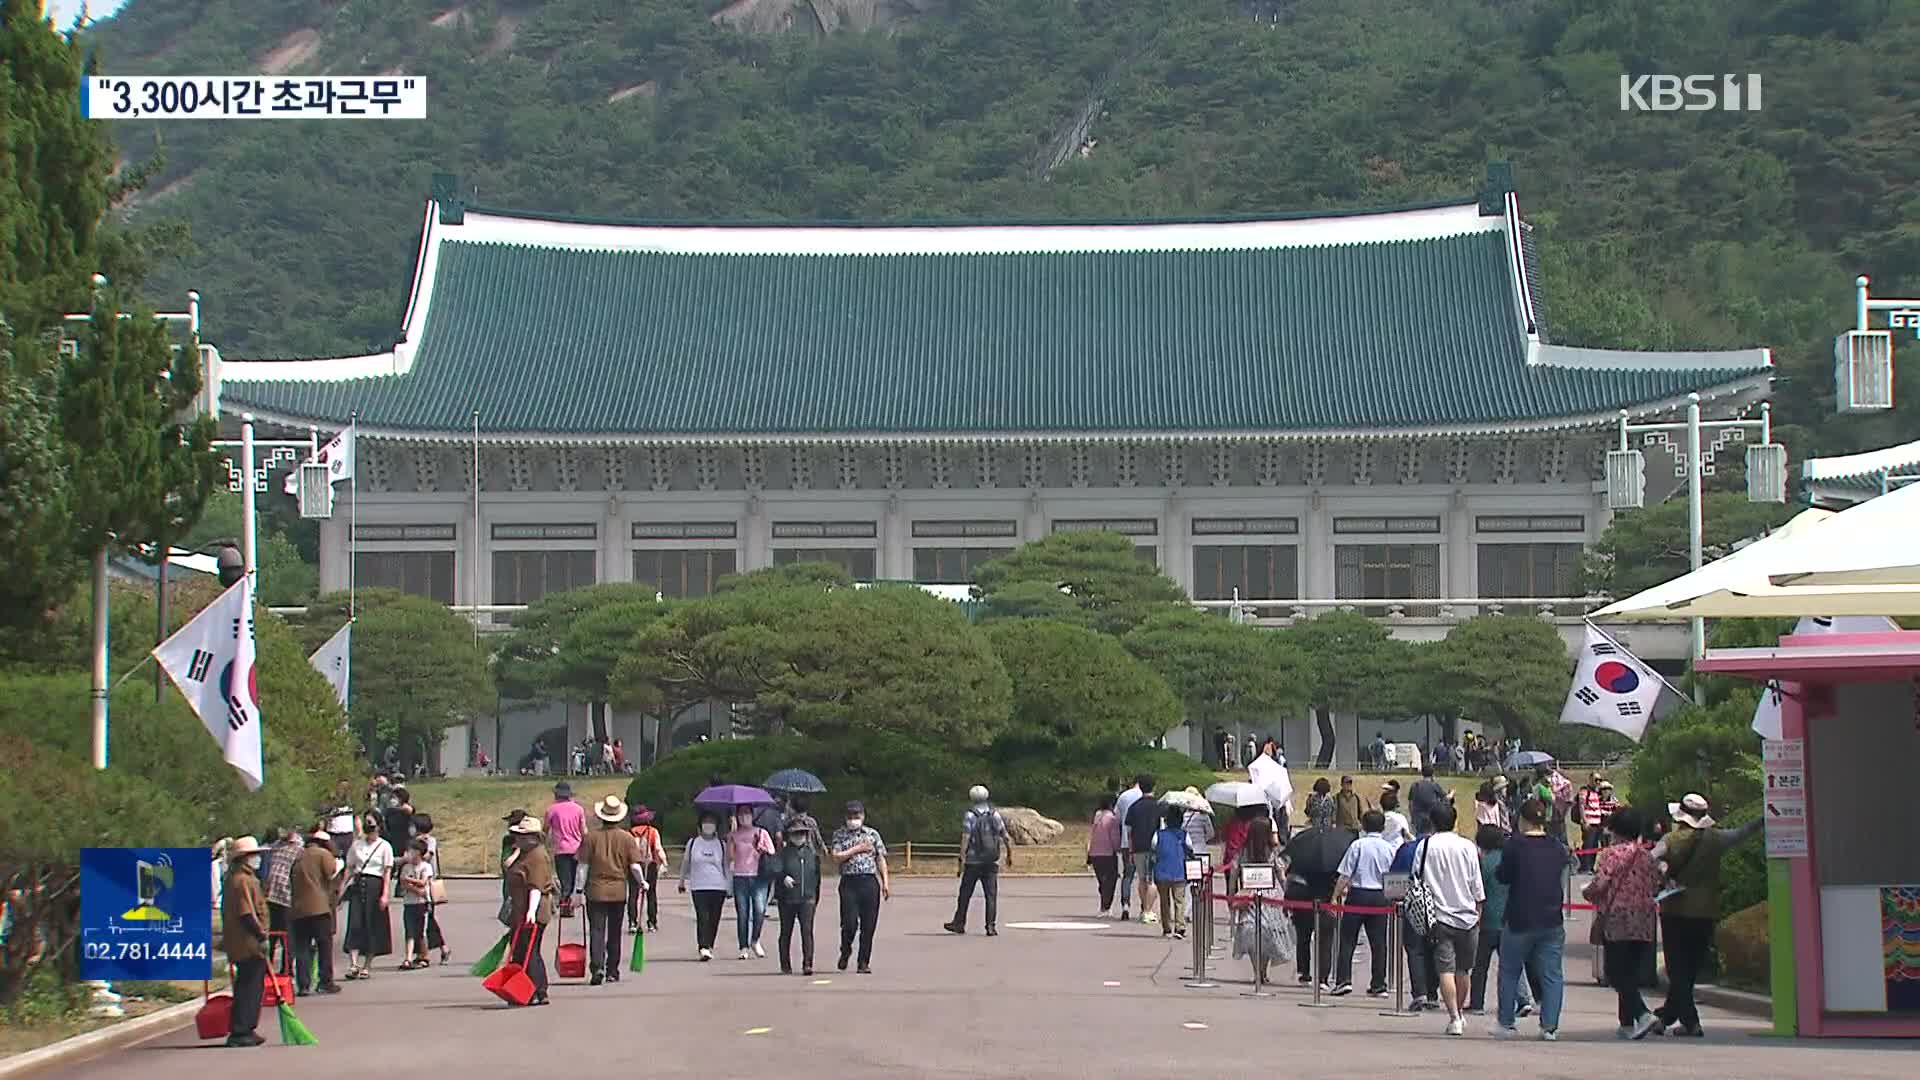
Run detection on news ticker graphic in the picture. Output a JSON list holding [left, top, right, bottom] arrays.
[[78, 847, 214, 981], [83, 76, 427, 120]]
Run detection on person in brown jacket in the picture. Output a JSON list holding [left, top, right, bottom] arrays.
[[504, 816, 555, 1006], [581, 795, 644, 984], [290, 824, 342, 995], [220, 837, 270, 1047]]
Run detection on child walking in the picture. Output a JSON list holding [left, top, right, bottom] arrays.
[[1153, 805, 1195, 939], [413, 814, 449, 963], [398, 838, 441, 969]]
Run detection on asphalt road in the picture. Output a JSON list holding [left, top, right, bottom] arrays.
[[55, 878, 1920, 1079]]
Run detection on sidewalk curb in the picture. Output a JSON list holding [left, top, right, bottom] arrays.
[[0, 999, 202, 1079], [1697, 984, 1771, 1019]]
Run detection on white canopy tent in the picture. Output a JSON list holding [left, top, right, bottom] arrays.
[[1593, 506, 1920, 619], [1765, 481, 1920, 588]]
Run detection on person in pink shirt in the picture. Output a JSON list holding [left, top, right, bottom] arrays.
[[1087, 795, 1123, 917], [729, 805, 776, 959], [544, 782, 587, 917]]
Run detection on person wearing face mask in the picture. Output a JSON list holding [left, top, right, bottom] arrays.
[[678, 812, 731, 961], [830, 801, 890, 974], [219, 837, 270, 1047], [728, 805, 776, 960], [341, 813, 394, 980]]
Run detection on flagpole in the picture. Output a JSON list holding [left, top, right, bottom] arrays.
[[349, 412, 358, 622], [241, 415, 257, 577]]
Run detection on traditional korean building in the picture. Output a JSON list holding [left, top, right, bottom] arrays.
[[1804, 438, 1920, 508], [214, 165, 1771, 767]]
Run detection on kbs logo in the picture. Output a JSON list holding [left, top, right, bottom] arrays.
[[1619, 74, 1762, 112]]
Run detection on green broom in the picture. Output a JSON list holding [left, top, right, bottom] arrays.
[[277, 1001, 318, 1045], [628, 927, 645, 974], [469, 933, 509, 977]]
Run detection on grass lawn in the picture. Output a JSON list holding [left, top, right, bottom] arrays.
[[0, 979, 219, 1059]]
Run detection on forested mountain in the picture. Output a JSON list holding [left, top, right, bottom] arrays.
[[83, 0, 1920, 458]]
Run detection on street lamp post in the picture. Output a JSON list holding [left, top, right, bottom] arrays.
[[1605, 394, 1787, 700], [1834, 275, 1913, 413]]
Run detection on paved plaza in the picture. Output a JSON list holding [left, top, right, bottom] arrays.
[[55, 878, 1920, 1079]]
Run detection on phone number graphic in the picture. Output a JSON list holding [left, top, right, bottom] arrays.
[[82, 940, 210, 962], [83, 76, 427, 120]]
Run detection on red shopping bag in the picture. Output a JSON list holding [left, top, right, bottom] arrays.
[[555, 906, 586, 980], [482, 924, 537, 1006]]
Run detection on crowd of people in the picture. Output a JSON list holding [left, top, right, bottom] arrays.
[[1084, 752, 1762, 1042]]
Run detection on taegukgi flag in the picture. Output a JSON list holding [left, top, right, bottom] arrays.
[[1750, 615, 1899, 739], [308, 620, 351, 709], [281, 426, 355, 496], [154, 575, 263, 790], [1559, 623, 1680, 743]]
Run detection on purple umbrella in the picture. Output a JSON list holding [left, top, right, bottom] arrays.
[[693, 784, 775, 809]]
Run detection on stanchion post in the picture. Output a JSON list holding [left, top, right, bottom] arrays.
[[1298, 900, 1334, 1009], [1184, 864, 1216, 990], [1379, 902, 1420, 1018]]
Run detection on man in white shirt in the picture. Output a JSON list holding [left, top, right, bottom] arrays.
[[1330, 810, 1395, 996], [1113, 775, 1149, 921], [1418, 803, 1487, 1035]]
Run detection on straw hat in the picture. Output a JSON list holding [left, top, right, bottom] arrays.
[[508, 815, 544, 835], [227, 836, 263, 860], [594, 794, 628, 824], [1668, 793, 1714, 829]]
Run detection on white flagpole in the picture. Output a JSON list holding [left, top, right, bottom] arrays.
[[1584, 620, 1689, 704], [471, 410, 480, 648], [348, 412, 358, 622], [241, 415, 257, 576]]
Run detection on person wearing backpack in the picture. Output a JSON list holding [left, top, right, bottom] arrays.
[[945, 785, 1013, 936]]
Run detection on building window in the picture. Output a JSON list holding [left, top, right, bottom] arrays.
[[773, 548, 877, 581], [634, 548, 737, 599], [355, 551, 456, 604], [1135, 546, 1159, 567], [912, 547, 1013, 584], [1192, 545, 1298, 600], [1335, 544, 1440, 602], [1477, 543, 1581, 598], [493, 550, 596, 606]]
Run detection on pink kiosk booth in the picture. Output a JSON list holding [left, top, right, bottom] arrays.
[[1696, 629, 1920, 1038]]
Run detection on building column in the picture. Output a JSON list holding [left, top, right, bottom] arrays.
[[602, 494, 624, 583], [1164, 494, 1188, 593], [1447, 491, 1473, 602], [882, 494, 906, 579], [1302, 493, 1332, 598], [743, 494, 769, 570]]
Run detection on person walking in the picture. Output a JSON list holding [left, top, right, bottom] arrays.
[[341, 813, 393, 980], [1493, 797, 1568, 1040], [326, 781, 357, 857], [678, 811, 730, 961], [263, 827, 300, 941], [1379, 788, 1412, 854], [1330, 810, 1394, 996], [1231, 818, 1293, 982], [219, 837, 270, 1048], [1583, 807, 1664, 1039], [1474, 777, 1512, 833], [947, 785, 1013, 936], [503, 815, 554, 1007], [397, 838, 441, 969], [1333, 775, 1365, 831], [1466, 824, 1534, 1017], [1123, 776, 1162, 924], [581, 795, 644, 984], [1388, 828, 1438, 1011], [729, 805, 776, 959], [1180, 794, 1216, 858], [1577, 774, 1608, 873], [1649, 793, 1761, 1037], [627, 806, 667, 933], [1282, 821, 1350, 986], [1419, 804, 1487, 1036], [544, 782, 587, 918], [830, 801, 890, 974], [1112, 775, 1151, 922], [770, 819, 822, 975], [1087, 795, 1122, 918], [1302, 778, 1335, 828], [1152, 805, 1194, 939], [290, 824, 340, 996], [1407, 765, 1449, 838]]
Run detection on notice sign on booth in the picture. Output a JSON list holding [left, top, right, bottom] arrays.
[[1241, 863, 1276, 891], [1762, 738, 1808, 857]]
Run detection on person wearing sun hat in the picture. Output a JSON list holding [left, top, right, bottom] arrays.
[[580, 795, 645, 984], [220, 837, 270, 1047], [1647, 793, 1761, 1037], [504, 814, 555, 1006]]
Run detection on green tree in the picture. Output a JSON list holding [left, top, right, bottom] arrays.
[[178, 489, 317, 605], [1581, 493, 1796, 599], [1428, 615, 1573, 745], [491, 582, 665, 699], [990, 618, 1181, 753], [1122, 607, 1309, 751], [0, 322, 69, 627], [305, 589, 492, 766], [1276, 611, 1394, 768], [973, 531, 1188, 636]]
